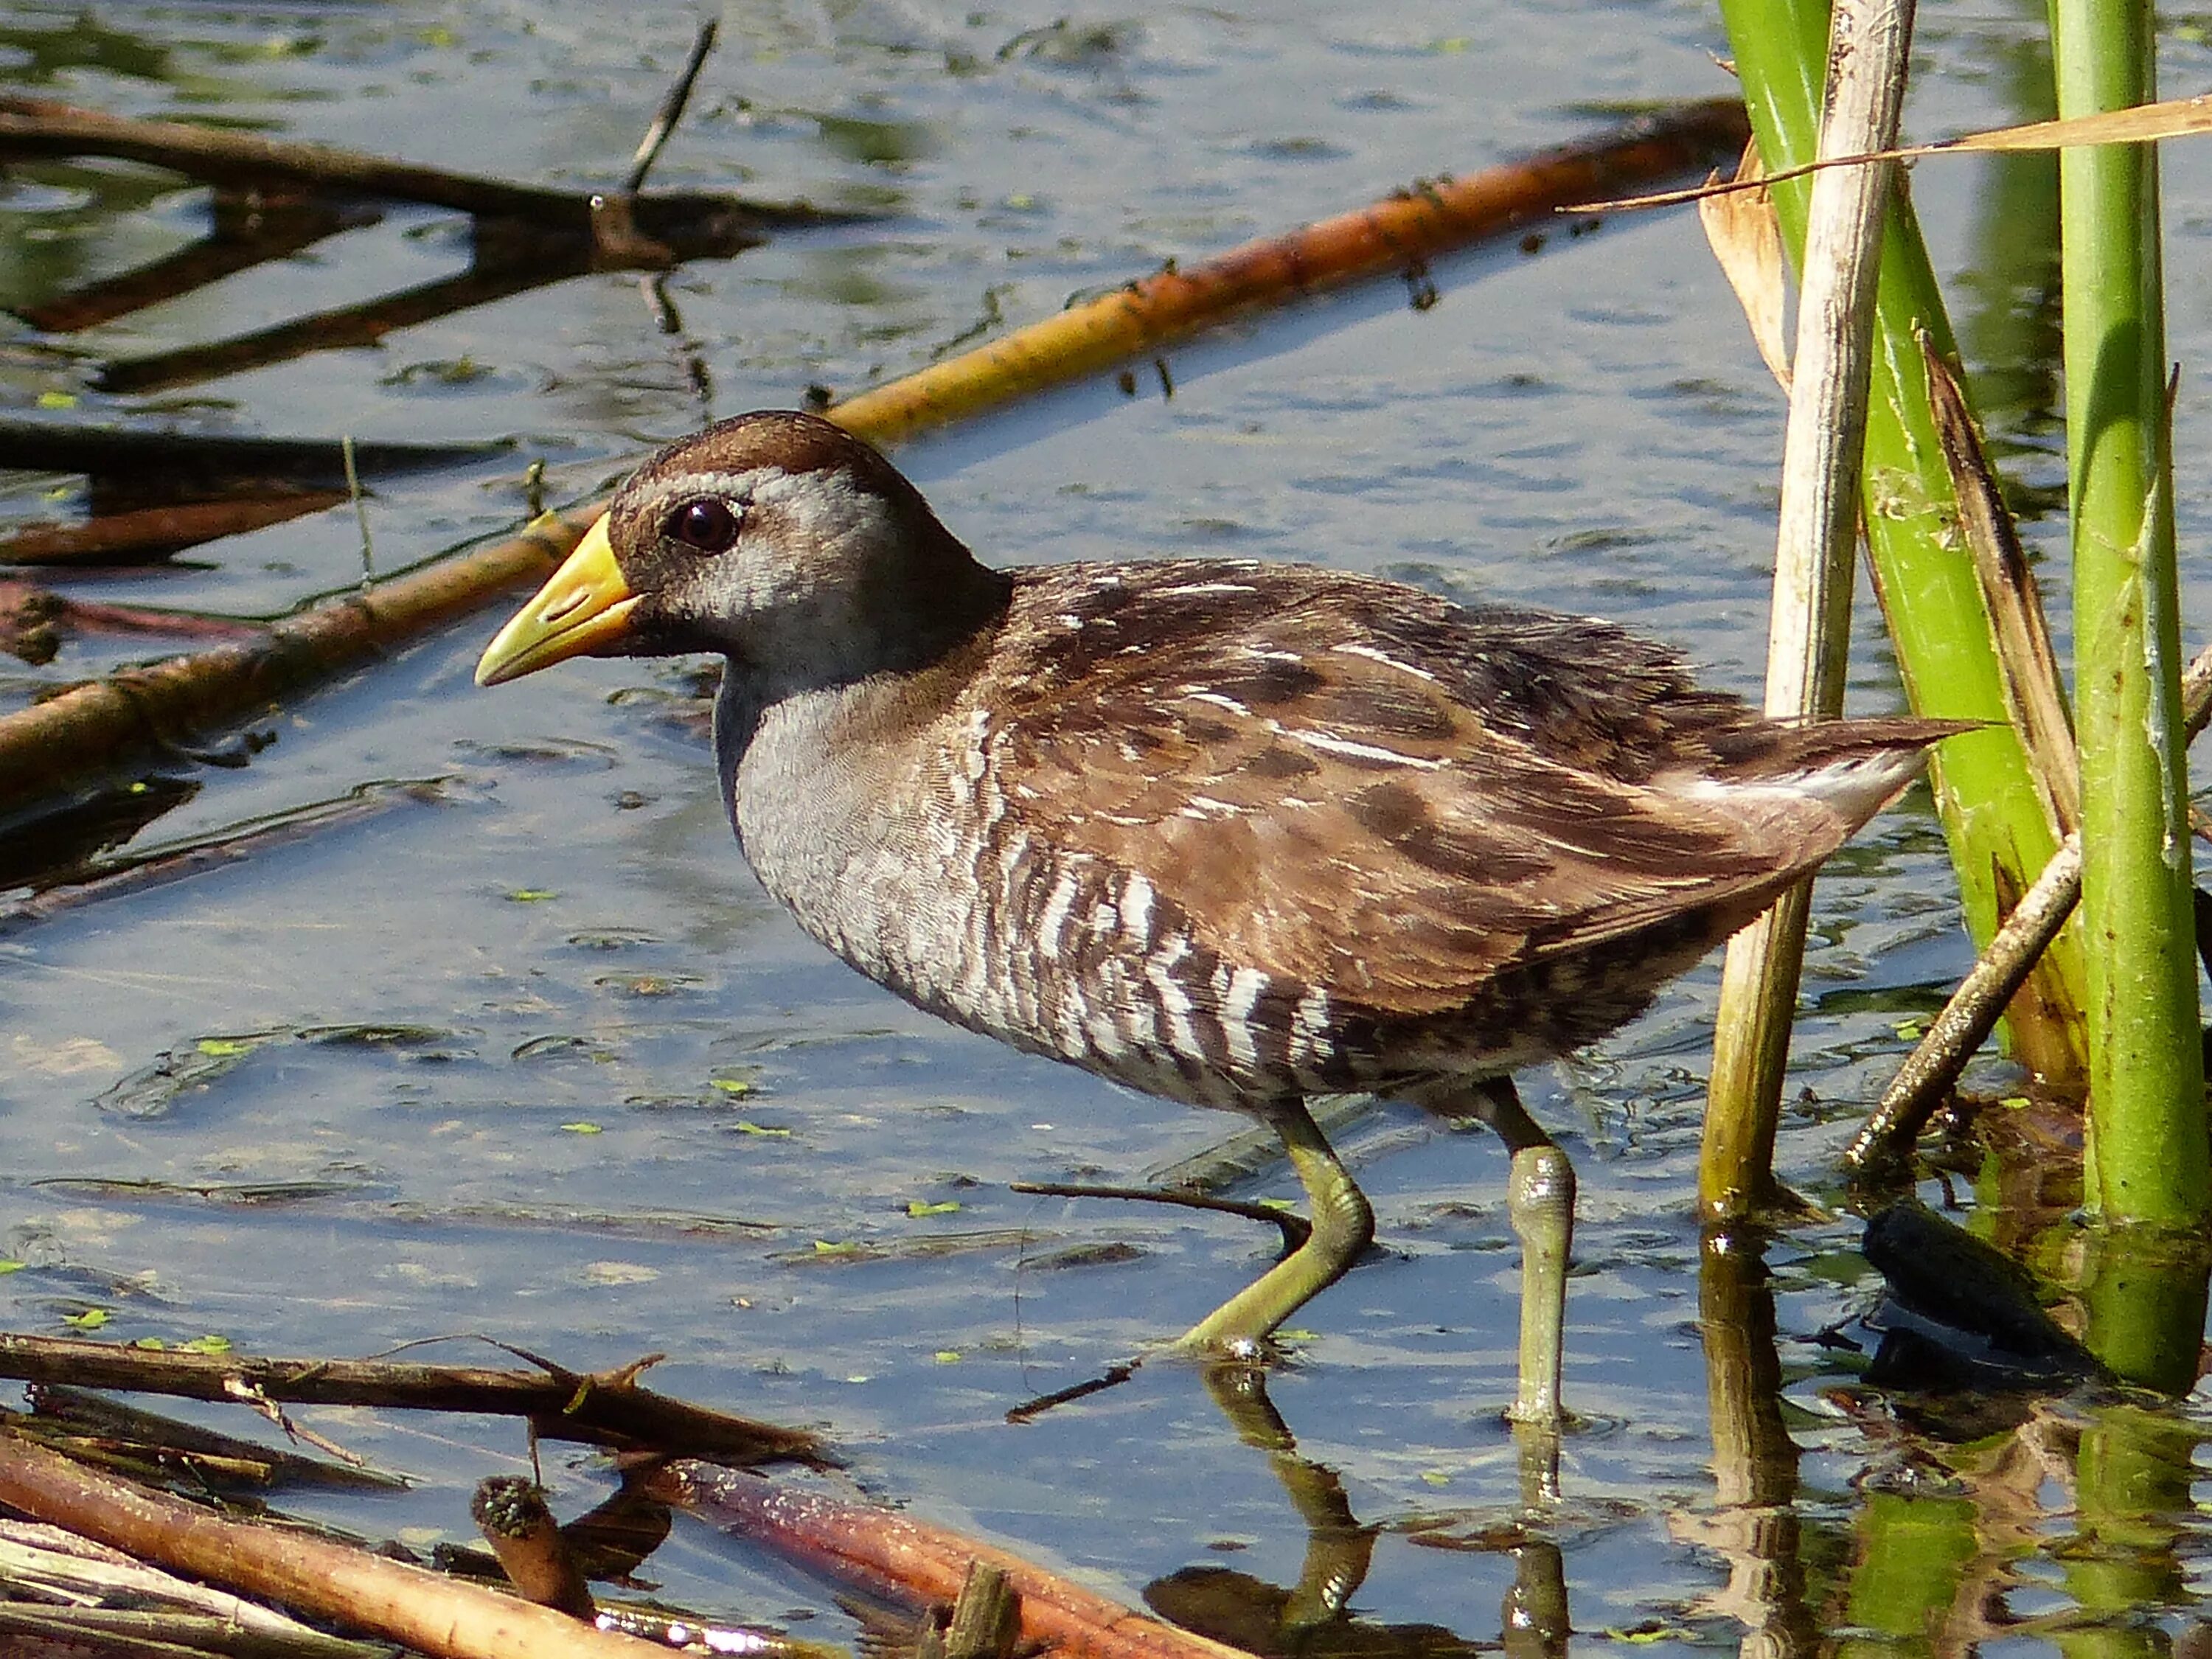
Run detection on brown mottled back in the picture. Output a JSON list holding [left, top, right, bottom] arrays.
[[968, 559, 1939, 1018]]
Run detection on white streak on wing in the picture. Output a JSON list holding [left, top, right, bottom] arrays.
[[1335, 642, 1441, 683], [1670, 748, 1921, 819], [1037, 866, 1082, 952], [1121, 872, 1155, 944], [1185, 692, 1251, 717], [1147, 934, 1200, 1060], [1289, 729, 1447, 769], [1291, 986, 1332, 1064], [1086, 962, 1134, 1059], [1222, 966, 1269, 1068], [969, 824, 1028, 1014], [1155, 582, 1259, 597], [959, 709, 991, 785], [1115, 958, 1162, 1051]]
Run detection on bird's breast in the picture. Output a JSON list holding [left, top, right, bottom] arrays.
[[722, 693, 1386, 1109]]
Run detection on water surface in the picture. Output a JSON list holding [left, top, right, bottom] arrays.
[[4, 2, 2211, 1653]]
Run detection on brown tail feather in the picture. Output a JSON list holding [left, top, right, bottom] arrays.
[[1708, 715, 1981, 779]]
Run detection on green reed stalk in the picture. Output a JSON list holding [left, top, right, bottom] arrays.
[[1714, 0, 2090, 1119], [1835, 1491, 1978, 1657], [2059, 1402, 2197, 1659], [2053, 0, 2208, 1228]]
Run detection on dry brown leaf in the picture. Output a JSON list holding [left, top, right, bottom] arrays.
[[1696, 138, 1790, 390]]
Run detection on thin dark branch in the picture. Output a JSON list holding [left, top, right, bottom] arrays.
[[1009, 1180, 1310, 1253], [0, 1333, 832, 1468], [0, 495, 345, 568], [0, 95, 861, 240], [625, 20, 720, 196], [0, 419, 507, 494]]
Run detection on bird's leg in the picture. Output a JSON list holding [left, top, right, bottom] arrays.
[[1200, 1362, 1377, 1630], [1174, 1097, 1374, 1354], [1470, 1077, 1575, 1429]]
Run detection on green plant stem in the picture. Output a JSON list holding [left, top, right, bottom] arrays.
[[1718, 0, 2090, 1097], [2053, 0, 2208, 1227]]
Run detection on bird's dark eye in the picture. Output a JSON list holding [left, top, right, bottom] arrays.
[[666, 498, 742, 552]]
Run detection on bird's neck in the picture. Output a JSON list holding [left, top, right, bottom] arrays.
[[712, 580, 1005, 833]]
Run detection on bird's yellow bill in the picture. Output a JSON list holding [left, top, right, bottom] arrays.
[[476, 514, 638, 686]]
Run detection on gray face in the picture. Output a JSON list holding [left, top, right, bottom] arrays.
[[600, 411, 1010, 692]]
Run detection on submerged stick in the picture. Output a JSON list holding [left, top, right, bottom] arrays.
[[3, 581, 268, 649], [96, 262, 585, 397], [17, 194, 381, 333], [1009, 1181, 1309, 1253], [0, 1429, 672, 1659], [0, 493, 347, 567], [0, 1333, 829, 1467], [0, 102, 1746, 816], [0, 95, 843, 248], [1701, 0, 1913, 1223], [1, 778, 446, 933], [644, 1462, 1253, 1659]]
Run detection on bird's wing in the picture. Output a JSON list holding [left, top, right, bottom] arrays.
[[980, 566, 1843, 1017]]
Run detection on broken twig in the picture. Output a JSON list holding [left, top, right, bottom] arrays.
[[644, 1462, 1253, 1659], [473, 1477, 597, 1620], [625, 21, 720, 197]]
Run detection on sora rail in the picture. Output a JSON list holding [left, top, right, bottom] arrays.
[[478, 411, 1957, 1419]]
